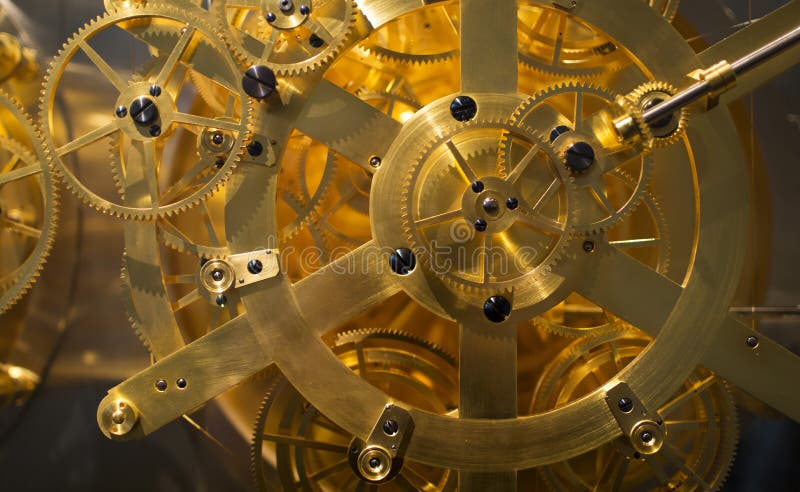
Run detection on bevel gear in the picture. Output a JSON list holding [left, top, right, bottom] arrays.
[[531, 329, 737, 491], [512, 82, 653, 235], [0, 93, 59, 314], [214, 0, 357, 77], [251, 328, 458, 491], [400, 119, 576, 298], [40, 5, 254, 220], [626, 80, 689, 148]]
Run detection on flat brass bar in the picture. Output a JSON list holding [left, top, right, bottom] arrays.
[[700, 314, 800, 423], [460, 0, 518, 93]]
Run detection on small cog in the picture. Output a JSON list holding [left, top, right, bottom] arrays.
[[626, 80, 689, 148], [41, 5, 254, 220], [214, 0, 356, 77]]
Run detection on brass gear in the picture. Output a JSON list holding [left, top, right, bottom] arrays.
[[0, 93, 59, 314], [214, 0, 357, 77], [626, 80, 690, 148], [251, 328, 458, 491], [400, 118, 576, 300], [512, 82, 652, 235], [104, 0, 204, 12], [531, 329, 737, 491], [40, 5, 254, 220]]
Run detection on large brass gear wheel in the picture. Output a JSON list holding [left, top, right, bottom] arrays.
[[214, 0, 357, 77], [251, 329, 457, 491], [41, 5, 253, 220], [530, 329, 737, 491], [511, 82, 653, 235], [0, 92, 58, 314]]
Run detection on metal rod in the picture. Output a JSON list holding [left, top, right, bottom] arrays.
[[642, 24, 800, 125]]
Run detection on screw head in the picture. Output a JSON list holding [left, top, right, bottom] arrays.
[[617, 397, 633, 413], [506, 197, 519, 210], [746, 335, 759, 348], [549, 125, 572, 142], [115, 105, 128, 118], [382, 419, 399, 436], [484, 295, 512, 323], [369, 156, 382, 168], [279, 0, 293, 12], [640, 430, 654, 443], [389, 248, 416, 275], [450, 95, 477, 122], [248, 259, 264, 275], [309, 34, 325, 48], [266, 12, 277, 22], [299, 4, 310, 14], [474, 219, 488, 232], [482, 197, 499, 214], [582, 240, 595, 253], [211, 269, 224, 282], [149, 84, 162, 97], [155, 379, 168, 392], [369, 457, 381, 468], [149, 125, 161, 137], [471, 181, 484, 193], [242, 65, 277, 100], [130, 96, 158, 125], [247, 140, 264, 157], [211, 132, 225, 146], [215, 294, 227, 307], [565, 141, 596, 172], [176, 378, 187, 389]]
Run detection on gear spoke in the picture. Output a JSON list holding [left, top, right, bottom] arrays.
[[79, 40, 127, 92], [505, 143, 539, 185], [0, 164, 42, 186], [55, 122, 118, 157], [306, 459, 350, 481], [155, 26, 195, 88], [295, 80, 402, 172], [460, 0, 518, 93], [700, 314, 800, 422], [1, 218, 42, 239], [173, 112, 241, 131], [575, 244, 681, 336], [415, 209, 463, 228], [260, 432, 349, 453], [445, 140, 479, 184]]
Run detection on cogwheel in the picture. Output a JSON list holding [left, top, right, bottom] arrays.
[[0, 92, 59, 315], [251, 329, 457, 491], [517, 1, 678, 78], [531, 329, 738, 492], [400, 117, 576, 299], [355, 2, 459, 66], [104, 0, 204, 12], [214, 0, 356, 77], [626, 80, 689, 148], [512, 81, 653, 235], [40, 5, 254, 220]]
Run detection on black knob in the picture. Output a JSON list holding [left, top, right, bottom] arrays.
[[130, 96, 158, 125], [565, 141, 595, 172], [242, 65, 277, 100], [484, 295, 512, 323], [389, 248, 416, 275], [450, 96, 477, 122]]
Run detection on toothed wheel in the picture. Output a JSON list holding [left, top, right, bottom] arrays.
[[357, 3, 459, 66], [0, 93, 58, 314], [626, 81, 690, 148], [41, 6, 253, 220], [530, 329, 737, 491], [251, 329, 458, 491], [511, 82, 653, 235], [214, 0, 356, 77], [103, 0, 204, 12]]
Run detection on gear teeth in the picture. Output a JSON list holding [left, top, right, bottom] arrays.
[[334, 327, 457, 367], [39, 4, 255, 221], [0, 91, 60, 314], [214, 0, 358, 77], [356, 43, 458, 67], [119, 252, 152, 353], [626, 80, 689, 148]]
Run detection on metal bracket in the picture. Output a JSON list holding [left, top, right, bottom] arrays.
[[348, 404, 415, 483], [228, 249, 280, 288], [605, 382, 666, 458], [687, 60, 737, 109]]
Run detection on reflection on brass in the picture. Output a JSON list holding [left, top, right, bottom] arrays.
[[0, 0, 798, 491]]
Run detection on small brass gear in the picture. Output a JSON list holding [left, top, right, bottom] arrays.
[[512, 82, 653, 235], [214, 0, 357, 77], [626, 80, 690, 148], [40, 5, 254, 220], [250, 328, 458, 491], [531, 329, 737, 491], [0, 93, 59, 314], [400, 118, 576, 298]]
